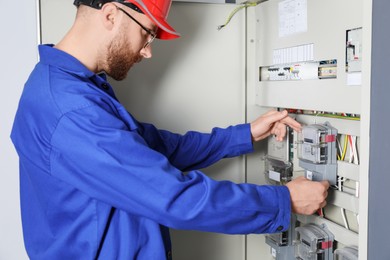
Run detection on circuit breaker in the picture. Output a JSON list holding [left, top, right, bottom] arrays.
[[259, 60, 337, 81], [346, 28, 362, 73]]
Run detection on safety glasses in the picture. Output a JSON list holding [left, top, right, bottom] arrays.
[[116, 6, 157, 49]]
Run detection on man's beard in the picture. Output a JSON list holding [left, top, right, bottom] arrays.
[[105, 30, 143, 81]]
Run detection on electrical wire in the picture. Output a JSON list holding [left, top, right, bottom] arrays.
[[348, 135, 354, 163], [341, 135, 348, 161], [347, 135, 360, 165], [337, 135, 348, 161], [337, 139, 342, 161], [353, 136, 359, 165], [314, 113, 360, 121], [217, 0, 268, 30]]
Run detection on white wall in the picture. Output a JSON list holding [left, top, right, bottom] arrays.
[[0, 0, 38, 259]]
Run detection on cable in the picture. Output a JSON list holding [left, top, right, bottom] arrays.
[[337, 135, 348, 161], [341, 135, 348, 161], [353, 136, 359, 165], [217, 0, 268, 30], [348, 135, 354, 163], [347, 135, 359, 165], [314, 113, 360, 121], [337, 138, 342, 160]]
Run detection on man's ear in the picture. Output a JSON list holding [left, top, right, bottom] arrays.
[[100, 3, 118, 30]]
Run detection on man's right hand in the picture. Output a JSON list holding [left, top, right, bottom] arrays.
[[286, 176, 330, 215]]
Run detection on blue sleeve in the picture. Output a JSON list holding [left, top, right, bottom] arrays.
[[50, 105, 291, 234], [137, 121, 254, 171]]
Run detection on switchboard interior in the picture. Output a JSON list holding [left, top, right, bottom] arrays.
[[246, 0, 365, 259]]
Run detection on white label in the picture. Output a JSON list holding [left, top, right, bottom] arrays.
[[279, 0, 308, 37], [306, 170, 313, 180], [347, 72, 362, 86], [269, 170, 281, 182], [272, 44, 314, 64], [271, 247, 277, 257]]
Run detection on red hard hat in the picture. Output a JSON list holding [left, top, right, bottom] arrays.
[[124, 0, 180, 40]]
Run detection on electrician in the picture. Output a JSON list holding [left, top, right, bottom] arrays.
[[11, 0, 329, 259]]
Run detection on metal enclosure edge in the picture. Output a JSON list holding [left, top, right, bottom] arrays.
[[368, 0, 390, 259]]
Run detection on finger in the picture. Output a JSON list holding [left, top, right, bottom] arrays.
[[321, 190, 328, 200], [264, 110, 289, 125], [280, 116, 302, 132], [278, 123, 287, 139], [263, 109, 279, 116], [320, 180, 330, 190], [270, 124, 278, 135], [273, 123, 287, 141]]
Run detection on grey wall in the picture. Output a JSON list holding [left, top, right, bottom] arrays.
[[0, 0, 37, 259]]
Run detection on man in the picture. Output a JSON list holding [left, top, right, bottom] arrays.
[[11, 0, 329, 259]]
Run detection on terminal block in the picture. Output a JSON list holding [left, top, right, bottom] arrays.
[[297, 122, 338, 185], [295, 223, 334, 260]]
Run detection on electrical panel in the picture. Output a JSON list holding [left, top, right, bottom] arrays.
[[251, 0, 362, 259]]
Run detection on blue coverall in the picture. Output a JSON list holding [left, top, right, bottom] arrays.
[[11, 45, 291, 259]]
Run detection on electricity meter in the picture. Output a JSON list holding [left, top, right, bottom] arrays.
[[297, 122, 338, 185], [295, 223, 334, 260], [334, 246, 358, 260]]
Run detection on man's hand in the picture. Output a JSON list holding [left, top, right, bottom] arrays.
[[250, 110, 301, 142], [286, 176, 330, 215]]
